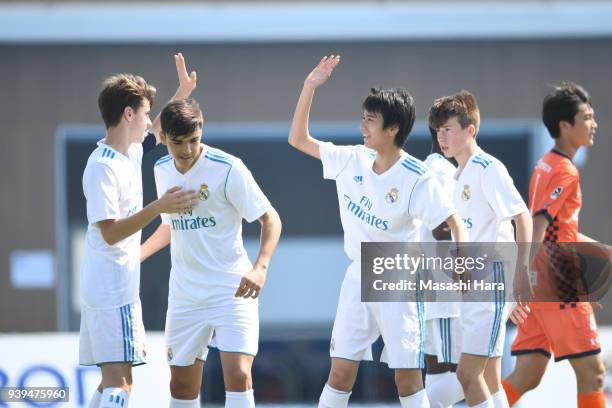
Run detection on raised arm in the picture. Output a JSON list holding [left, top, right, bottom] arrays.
[[150, 52, 198, 143], [288, 55, 341, 159]]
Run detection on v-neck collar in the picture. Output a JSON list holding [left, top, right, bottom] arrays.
[[454, 148, 482, 181], [366, 149, 406, 179]]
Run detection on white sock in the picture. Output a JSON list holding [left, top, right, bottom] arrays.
[[426, 372, 464, 407], [469, 399, 494, 408], [318, 383, 351, 408], [169, 396, 200, 407], [100, 388, 129, 408], [88, 390, 102, 408], [399, 389, 430, 408], [225, 389, 254, 408], [490, 390, 509, 408]]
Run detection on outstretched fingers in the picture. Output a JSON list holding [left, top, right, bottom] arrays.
[[174, 52, 187, 75], [319, 55, 341, 72]]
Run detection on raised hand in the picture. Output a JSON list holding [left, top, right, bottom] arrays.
[[304, 55, 341, 89], [174, 52, 197, 98]]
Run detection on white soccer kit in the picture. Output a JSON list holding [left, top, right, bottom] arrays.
[[154, 146, 270, 366], [320, 142, 456, 368], [419, 153, 463, 364], [79, 140, 147, 366], [420, 153, 456, 244], [453, 148, 528, 357]]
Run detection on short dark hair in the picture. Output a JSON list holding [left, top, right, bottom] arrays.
[[161, 98, 204, 140], [98, 73, 156, 129], [428, 90, 480, 135], [362, 88, 416, 148], [542, 82, 591, 139]]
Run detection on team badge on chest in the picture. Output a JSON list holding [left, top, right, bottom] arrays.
[[198, 183, 210, 201], [550, 186, 563, 200], [462, 184, 471, 201], [385, 187, 399, 204]]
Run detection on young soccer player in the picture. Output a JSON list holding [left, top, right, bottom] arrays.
[[425, 91, 532, 408], [80, 54, 199, 408], [288, 55, 467, 408], [421, 102, 463, 407], [502, 82, 606, 408], [140, 97, 282, 408]]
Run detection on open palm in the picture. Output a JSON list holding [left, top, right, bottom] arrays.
[[304, 55, 341, 89], [174, 52, 197, 97]]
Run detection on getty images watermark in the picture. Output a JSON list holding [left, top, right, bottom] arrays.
[[360, 242, 612, 303]]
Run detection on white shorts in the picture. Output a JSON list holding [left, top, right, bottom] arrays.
[[165, 300, 259, 366], [330, 264, 425, 369], [460, 262, 511, 357], [425, 317, 462, 364], [79, 300, 147, 366]]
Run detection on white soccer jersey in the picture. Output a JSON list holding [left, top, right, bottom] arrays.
[[420, 153, 456, 242], [154, 146, 271, 307], [320, 142, 455, 271], [453, 148, 527, 243], [420, 153, 460, 320], [80, 141, 144, 309]]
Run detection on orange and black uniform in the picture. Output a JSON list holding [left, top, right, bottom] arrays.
[[511, 149, 600, 361]]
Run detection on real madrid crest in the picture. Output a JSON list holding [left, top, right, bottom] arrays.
[[167, 346, 173, 362], [461, 184, 471, 201], [385, 187, 399, 204], [198, 183, 210, 201], [330, 338, 335, 351]]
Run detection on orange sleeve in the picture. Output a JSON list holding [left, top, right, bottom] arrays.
[[532, 165, 578, 222]]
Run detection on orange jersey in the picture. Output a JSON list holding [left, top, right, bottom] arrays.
[[513, 150, 601, 360], [529, 150, 585, 303], [529, 149, 581, 243]]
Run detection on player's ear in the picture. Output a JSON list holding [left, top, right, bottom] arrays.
[[559, 120, 571, 135], [387, 124, 400, 138], [123, 106, 134, 122], [467, 124, 476, 138], [159, 131, 168, 145]]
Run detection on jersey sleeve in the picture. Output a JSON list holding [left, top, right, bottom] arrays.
[[226, 160, 271, 223], [154, 167, 170, 225], [424, 155, 456, 200], [408, 173, 456, 230], [436, 165, 456, 199], [84, 162, 120, 224], [319, 142, 355, 180], [481, 161, 528, 220], [532, 165, 578, 222]]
